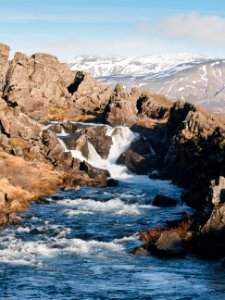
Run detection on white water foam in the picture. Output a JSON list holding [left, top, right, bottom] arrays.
[[59, 198, 141, 215], [0, 231, 125, 265], [57, 124, 139, 180]]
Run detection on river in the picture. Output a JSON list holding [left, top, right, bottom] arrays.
[[0, 123, 224, 299]]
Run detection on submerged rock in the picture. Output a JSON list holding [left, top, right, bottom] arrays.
[[151, 195, 177, 207], [106, 178, 119, 187]]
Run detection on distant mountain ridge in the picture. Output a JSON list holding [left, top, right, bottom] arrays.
[[69, 54, 225, 113], [69, 54, 209, 77]]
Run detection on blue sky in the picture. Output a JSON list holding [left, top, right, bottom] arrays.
[[1, 0, 225, 60]]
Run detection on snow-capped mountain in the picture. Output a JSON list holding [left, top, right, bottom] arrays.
[[69, 54, 208, 77], [69, 54, 225, 113]]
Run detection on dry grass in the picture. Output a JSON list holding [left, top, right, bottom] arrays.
[[0, 150, 64, 215]]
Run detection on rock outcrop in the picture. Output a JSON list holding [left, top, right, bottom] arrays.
[[105, 84, 172, 126], [157, 101, 225, 208]]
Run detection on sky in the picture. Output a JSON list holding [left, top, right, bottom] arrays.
[[1, 0, 225, 60]]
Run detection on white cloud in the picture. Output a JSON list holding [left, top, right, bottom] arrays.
[[18, 37, 161, 60], [139, 13, 225, 48]]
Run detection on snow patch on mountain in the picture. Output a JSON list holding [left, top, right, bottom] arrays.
[[69, 54, 210, 78]]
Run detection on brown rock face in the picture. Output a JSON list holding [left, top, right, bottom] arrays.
[[60, 124, 112, 159], [3, 52, 74, 122], [84, 126, 112, 159], [149, 231, 186, 257], [117, 150, 151, 175], [0, 100, 66, 166], [72, 72, 113, 117], [105, 85, 172, 126], [0, 43, 10, 60], [199, 204, 225, 257], [0, 43, 10, 98], [117, 136, 159, 174], [158, 101, 225, 207]]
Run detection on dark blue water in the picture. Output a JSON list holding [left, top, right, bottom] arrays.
[[0, 178, 225, 300]]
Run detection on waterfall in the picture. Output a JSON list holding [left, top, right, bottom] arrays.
[[86, 126, 138, 179], [57, 123, 138, 180]]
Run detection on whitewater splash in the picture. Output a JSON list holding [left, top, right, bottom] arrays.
[[58, 123, 139, 180]]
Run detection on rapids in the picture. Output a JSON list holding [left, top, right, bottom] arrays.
[[0, 123, 224, 299]]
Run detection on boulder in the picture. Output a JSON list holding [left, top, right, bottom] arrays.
[[147, 231, 186, 257], [151, 195, 177, 207], [85, 126, 112, 159], [106, 178, 119, 187], [60, 125, 112, 159], [80, 161, 110, 179], [62, 121, 83, 134], [62, 134, 88, 158], [117, 150, 151, 175], [49, 123, 62, 134]]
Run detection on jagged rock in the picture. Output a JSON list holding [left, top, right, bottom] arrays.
[[208, 176, 225, 205], [73, 73, 113, 117], [158, 101, 225, 207], [0, 44, 10, 98], [151, 195, 177, 207], [62, 134, 88, 158], [136, 92, 171, 120], [106, 87, 172, 126], [2, 51, 74, 122], [61, 125, 112, 159], [84, 126, 112, 159], [200, 203, 225, 257], [0, 43, 10, 61], [0, 104, 65, 166], [106, 84, 138, 125], [49, 123, 62, 134], [62, 121, 82, 134]]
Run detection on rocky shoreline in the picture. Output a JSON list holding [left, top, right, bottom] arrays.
[[0, 43, 225, 261]]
